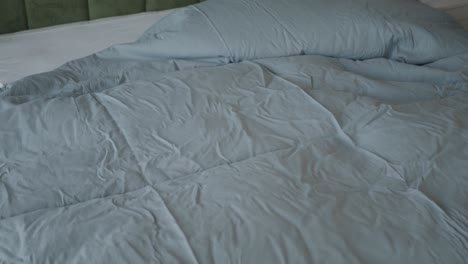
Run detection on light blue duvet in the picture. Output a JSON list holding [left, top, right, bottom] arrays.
[[0, 0, 467, 263]]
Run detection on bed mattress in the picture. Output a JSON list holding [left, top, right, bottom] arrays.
[[0, 10, 173, 85]]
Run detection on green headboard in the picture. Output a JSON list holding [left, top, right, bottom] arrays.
[[0, 0, 200, 34]]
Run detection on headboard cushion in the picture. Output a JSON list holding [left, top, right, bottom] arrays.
[[0, 0, 200, 34], [146, 0, 200, 11], [89, 0, 146, 20], [25, 0, 89, 29], [1, 0, 28, 34]]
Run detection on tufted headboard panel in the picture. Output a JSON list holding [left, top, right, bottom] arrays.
[[0, 0, 200, 34]]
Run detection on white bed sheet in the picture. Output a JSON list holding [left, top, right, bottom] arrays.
[[0, 10, 174, 85]]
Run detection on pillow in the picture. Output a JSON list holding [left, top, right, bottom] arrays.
[[100, 0, 468, 64]]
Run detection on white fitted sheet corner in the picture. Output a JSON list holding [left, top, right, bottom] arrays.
[[0, 10, 173, 84]]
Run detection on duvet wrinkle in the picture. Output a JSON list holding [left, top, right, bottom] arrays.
[[89, 93, 152, 186], [234, 63, 273, 90], [358, 103, 391, 128], [96, 149, 111, 182], [149, 132, 179, 153], [410, 191, 468, 260], [99, 92, 133, 112], [0, 178, 13, 215], [214, 143, 230, 164], [300, 90, 412, 186], [413, 189, 464, 230]]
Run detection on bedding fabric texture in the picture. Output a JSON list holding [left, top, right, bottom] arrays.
[[1, 0, 468, 263]]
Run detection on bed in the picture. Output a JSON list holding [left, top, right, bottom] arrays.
[[0, 0, 467, 263]]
